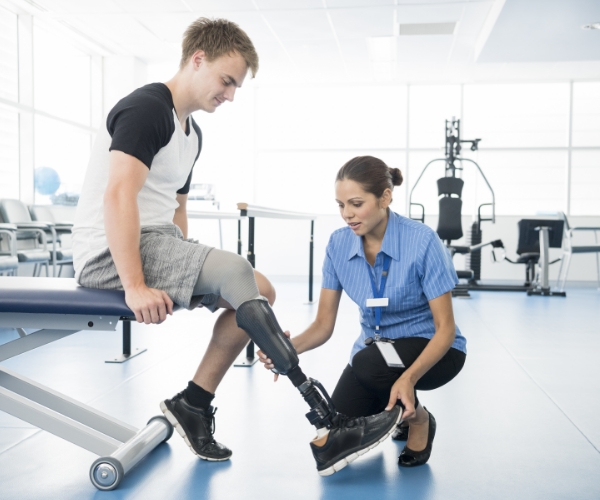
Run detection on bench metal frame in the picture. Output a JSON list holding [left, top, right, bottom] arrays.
[[0, 280, 173, 490]]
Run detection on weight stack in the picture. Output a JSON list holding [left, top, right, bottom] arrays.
[[465, 221, 482, 282]]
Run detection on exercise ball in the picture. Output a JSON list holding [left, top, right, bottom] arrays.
[[35, 167, 61, 196]]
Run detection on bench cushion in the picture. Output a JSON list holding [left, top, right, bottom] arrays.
[[0, 277, 134, 317]]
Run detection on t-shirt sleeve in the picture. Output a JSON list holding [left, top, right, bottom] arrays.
[[107, 97, 173, 169], [418, 230, 458, 300], [322, 236, 343, 291]]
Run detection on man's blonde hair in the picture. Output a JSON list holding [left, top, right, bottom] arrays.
[[180, 17, 259, 77]]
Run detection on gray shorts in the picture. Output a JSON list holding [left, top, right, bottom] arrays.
[[77, 224, 220, 311]]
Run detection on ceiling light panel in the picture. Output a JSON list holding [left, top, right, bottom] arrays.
[[398, 22, 456, 35], [262, 9, 334, 41], [326, 0, 395, 6], [395, 3, 464, 24], [255, 0, 323, 9], [183, 0, 255, 12], [328, 6, 394, 39], [33, 0, 123, 14], [117, 0, 191, 14]]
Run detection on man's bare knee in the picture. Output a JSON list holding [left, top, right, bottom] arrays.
[[255, 270, 276, 305]]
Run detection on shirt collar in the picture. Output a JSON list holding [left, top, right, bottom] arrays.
[[347, 210, 401, 262]]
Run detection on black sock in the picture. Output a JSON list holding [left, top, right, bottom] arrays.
[[183, 381, 215, 409]]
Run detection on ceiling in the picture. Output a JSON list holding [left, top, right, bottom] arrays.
[[5, 0, 600, 84]]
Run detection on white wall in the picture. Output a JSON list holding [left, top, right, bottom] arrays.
[[154, 77, 600, 285]]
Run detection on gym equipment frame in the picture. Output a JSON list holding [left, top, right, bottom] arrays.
[[409, 119, 548, 295]]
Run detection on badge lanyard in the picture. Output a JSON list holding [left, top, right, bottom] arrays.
[[365, 254, 392, 341]]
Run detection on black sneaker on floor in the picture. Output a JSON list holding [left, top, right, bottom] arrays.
[[310, 405, 403, 476], [160, 392, 232, 461]]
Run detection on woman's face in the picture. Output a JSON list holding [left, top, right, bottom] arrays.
[[335, 179, 390, 237]]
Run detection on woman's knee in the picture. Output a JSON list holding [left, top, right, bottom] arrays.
[[255, 270, 276, 305], [351, 345, 395, 388]]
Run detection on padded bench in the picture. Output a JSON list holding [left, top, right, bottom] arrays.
[[0, 277, 174, 490]]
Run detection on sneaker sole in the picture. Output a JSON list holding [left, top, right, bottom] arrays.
[[317, 409, 403, 477], [160, 401, 231, 462]]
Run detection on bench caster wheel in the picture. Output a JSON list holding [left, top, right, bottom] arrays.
[[90, 457, 124, 491]]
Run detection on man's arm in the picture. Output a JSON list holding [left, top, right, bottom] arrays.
[[104, 150, 173, 324], [173, 193, 188, 239]]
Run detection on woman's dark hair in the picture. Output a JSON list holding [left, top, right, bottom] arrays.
[[336, 156, 403, 198]]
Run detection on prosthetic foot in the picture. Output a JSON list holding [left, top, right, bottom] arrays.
[[236, 299, 403, 475]]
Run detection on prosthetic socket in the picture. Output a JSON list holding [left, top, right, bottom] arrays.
[[236, 299, 337, 429]]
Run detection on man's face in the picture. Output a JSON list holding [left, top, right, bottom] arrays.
[[190, 51, 248, 112]]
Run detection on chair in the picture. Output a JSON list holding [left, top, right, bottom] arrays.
[[0, 223, 19, 276], [556, 212, 600, 290], [29, 204, 74, 276], [435, 177, 474, 282], [0, 199, 51, 276]]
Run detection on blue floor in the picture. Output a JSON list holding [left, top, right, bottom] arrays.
[[1, 280, 599, 499]]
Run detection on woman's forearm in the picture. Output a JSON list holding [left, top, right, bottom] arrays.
[[292, 320, 334, 355]]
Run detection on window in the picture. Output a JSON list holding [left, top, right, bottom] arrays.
[[33, 20, 92, 125], [408, 85, 461, 149], [463, 83, 570, 148], [571, 150, 600, 215], [572, 82, 600, 148], [0, 6, 19, 199], [34, 116, 91, 205], [0, 105, 19, 199]]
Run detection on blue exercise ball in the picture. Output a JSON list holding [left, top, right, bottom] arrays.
[[34, 167, 61, 196]]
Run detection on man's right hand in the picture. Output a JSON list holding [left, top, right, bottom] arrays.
[[125, 285, 174, 324]]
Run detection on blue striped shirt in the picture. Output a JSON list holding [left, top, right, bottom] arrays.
[[322, 210, 467, 362]]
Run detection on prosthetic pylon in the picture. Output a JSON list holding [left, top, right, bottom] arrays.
[[236, 299, 337, 429]]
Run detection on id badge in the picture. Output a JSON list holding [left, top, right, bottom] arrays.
[[366, 297, 389, 308], [375, 341, 405, 368]]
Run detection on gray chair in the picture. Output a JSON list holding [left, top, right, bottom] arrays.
[[0, 199, 51, 276], [557, 212, 600, 290], [0, 223, 18, 276], [29, 204, 74, 277]]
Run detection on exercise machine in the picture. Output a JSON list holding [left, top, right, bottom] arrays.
[[409, 118, 519, 296], [409, 119, 564, 296]]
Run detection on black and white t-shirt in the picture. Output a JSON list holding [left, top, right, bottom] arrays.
[[72, 83, 202, 278]]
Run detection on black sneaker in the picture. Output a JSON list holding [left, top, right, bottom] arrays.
[[160, 392, 232, 461], [310, 405, 403, 476]]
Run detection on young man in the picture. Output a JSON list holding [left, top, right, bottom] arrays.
[[72, 17, 402, 476]]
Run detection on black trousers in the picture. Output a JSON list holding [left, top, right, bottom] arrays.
[[331, 337, 466, 418]]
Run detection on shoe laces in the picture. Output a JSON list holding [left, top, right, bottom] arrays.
[[335, 413, 366, 429], [201, 407, 217, 436]]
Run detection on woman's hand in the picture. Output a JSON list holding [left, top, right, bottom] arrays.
[[386, 375, 416, 420], [257, 330, 291, 382]]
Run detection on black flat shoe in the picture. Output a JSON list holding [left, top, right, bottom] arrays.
[[391, 422, 409, 441], [398, 409, 436, 467]]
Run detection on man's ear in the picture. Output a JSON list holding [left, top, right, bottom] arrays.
[[190, 50, 206, 70]]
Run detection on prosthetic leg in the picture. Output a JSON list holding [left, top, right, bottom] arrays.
[[236, 299, 336, 430], [236, 299, 403, 476]]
